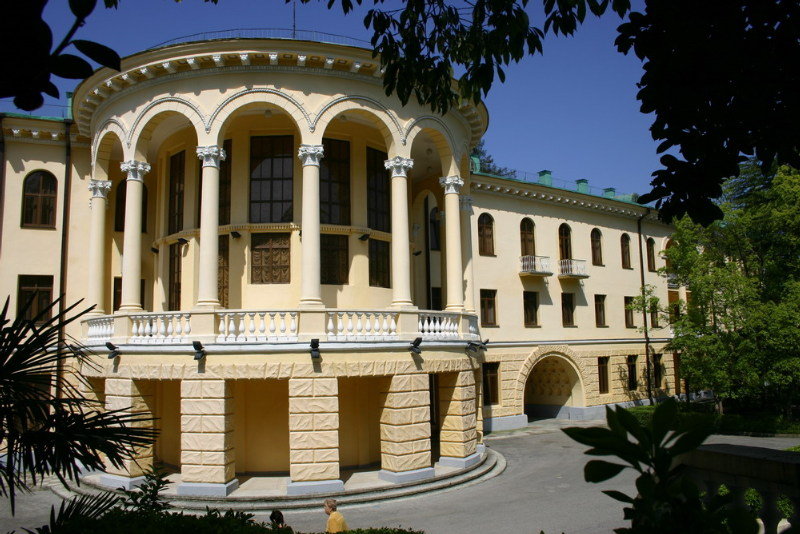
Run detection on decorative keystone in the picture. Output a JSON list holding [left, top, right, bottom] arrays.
[[384, 156, 414, 178], [439, 175, 464, 195], [298, 144, 324, 166], [120, 160, 151, 182], [196, 145, 227, 168]]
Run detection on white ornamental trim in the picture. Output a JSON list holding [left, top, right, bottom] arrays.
[[120, 160, 151, 182], [439, 175, 464, 195], [297, 144, 324, 166], [384, 156, 413, 178], [196, 145, 227, 168]]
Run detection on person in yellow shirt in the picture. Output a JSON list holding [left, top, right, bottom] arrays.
[[323, 498, 348, 533]]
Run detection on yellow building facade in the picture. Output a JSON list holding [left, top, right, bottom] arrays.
[[0, 37, 679, 497]]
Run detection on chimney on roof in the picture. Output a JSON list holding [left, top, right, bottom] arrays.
[[603, 187, 616, 199], [576, 178, 589, 194], [537, 170, 552, 186]]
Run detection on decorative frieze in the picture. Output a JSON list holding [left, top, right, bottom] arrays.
[[196, 145, 227, 168], [384, 156, 413, 178], [297, 144, 324, 166], [120, 160, 151, 182]]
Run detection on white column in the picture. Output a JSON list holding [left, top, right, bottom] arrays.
[[87, 179, 112, 315], [460, 194, 476, 313], [119, 161, 150, 311], [385, 156, 414, 308], [298, 144, 324, 308], [440, 175, 464, 311], [195, 145, 226, 308]]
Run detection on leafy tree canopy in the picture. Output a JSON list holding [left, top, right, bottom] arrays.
[[5, 0, 799, 224], [470, 140, 516, 177]]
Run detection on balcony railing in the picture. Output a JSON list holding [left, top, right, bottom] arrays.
[[558, 258, 589, 278], [83, 308, 479, 347], [519, 255, 553, 276]]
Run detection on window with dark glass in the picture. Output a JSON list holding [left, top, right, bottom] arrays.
[[591, 228, 603, 265], [654, 353, 663, 388], [430, 287, 443, 311], [21, 171, 57, 228], [17, 275, 53, 321], [251, 233, 290, 284], [523, 291, 538, 327], [650, 303, 660, 328], [624, 296, 635, 328], [114, 180, 148, 233], [321, 234, 349, 285], [196, 139, 232, 227], [250, 135, 294, 223], [168, 151, 185, 234], [627, 355, 638, 390], [429, 208, 441, 251], [598, 357, 609, 394], [621, 233, 632, 269], [366, 147, 390, 232], [218, 234, 229, 308], [561, 292, 575, 326], [478, 213, 494, 256], [520, 218, 535, 256], [369, 238, 390, 288], [558, 224, 572, 260], [482, 362, 500, 406], [647, 238, 657, 271], [673, 352, 681, 395], [480, 289, 497, 326], [113, 277, 145, 312], [168, 243, 182, 311], [320, 138, 350, 225], [595, 294, 607, 327]]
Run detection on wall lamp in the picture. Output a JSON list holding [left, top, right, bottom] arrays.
[[409, 337, 423, 355], [466, 338, 489, 354], [358, 233, 370, 241], [230, 231, 241, 239], [106, 341, 120, 359], [177, 237, 189, 246], [412, 250, 422, 256], [310, 338, 321, 359], [192, 340, 205, 361], [150, 247, 159, 254]]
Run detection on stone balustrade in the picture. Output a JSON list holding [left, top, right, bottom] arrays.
[[83, 308, 479, 347], [681, 443, 800, 534]]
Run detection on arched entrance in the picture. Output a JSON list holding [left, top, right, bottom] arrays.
[[523, 355, 585, 419]]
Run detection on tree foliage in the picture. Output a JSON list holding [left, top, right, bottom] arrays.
[[470, 140, 516, 177], [665, 163, 800, 414]]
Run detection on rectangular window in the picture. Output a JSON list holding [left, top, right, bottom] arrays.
[[654, 353, 663, 388], [367, 147, 390, 232], [562, 293, 575, 327], [482, 362, 500, 406], [168, 243, 182, 311], [523, 291, 539, 327], [250, 135, 294, 223], [480, 289, 497, 327], [113, 277, 145, 312], [320, 138, 350, 225], [321, 234, 349, 285], [168, 151, 185, 234], [650, 305, 660, 328], [368, 238, 390, 288], [598, 357, 609, 394], [251, 233, 290, 284], [17, 275, 53, 322], [627, 355, 638, 391], [595, 294, 607, 327], [218, 234, 229, 308], [625, 296, 635, 328], [430, 287, 443, 311]]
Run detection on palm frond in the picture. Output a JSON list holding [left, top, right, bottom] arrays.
[[23, 491, 119, 534]]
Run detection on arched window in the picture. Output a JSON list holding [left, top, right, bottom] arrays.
[[520, 218, 535, 256], [621, 233, 631, 269], [590, 228, 603, 265], [429, 207, 441, 251], [647, 237, 657, 271], [21, 171, 57, 228], [558, 224, 572, 260], [114, 180, 148, 233], [478, 213, 494, 256]]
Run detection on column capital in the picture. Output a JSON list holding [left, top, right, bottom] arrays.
[[196, 145, 227, 168], [120, 160, 151, 182], [384, 156, 414, 178], [88, 179, 112, 200], [439, 175, 464, 195], [459, 194, 473, 212], [298, 144, 324, 166]]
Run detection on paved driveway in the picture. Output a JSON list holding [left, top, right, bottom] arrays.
[[2, 421, 798, 534]]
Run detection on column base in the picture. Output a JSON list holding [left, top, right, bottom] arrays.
[[378, 467, 435, 484], [477, 443, 487, 456], [286, 479, 345, 496], [177, 479, 239, 497], [298, 299, 325, 309], [193, 300, 221, 310], [117, 305, 143, 312], [444, 305, 464, 312], [438, 452, 481, 470], [390, 301, 417, 309], [99, 474, 146, 490]]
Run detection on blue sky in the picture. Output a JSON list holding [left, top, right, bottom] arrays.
[[3, 0, 659, 197]]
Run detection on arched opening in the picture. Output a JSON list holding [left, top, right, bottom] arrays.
[[523, 355, 585, 419], [647, 237, 657, 272], [558, 224, 572, 260], [621, 233, 632, 269], [21, 171, 57, 228], [590, 228, 603, 265], [478, 213, 494, 256], [520, 217, 535, 256], [411, 190, 442, 310]]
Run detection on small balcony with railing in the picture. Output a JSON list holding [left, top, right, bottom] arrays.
[[558, 259, 589, 279], [519, 255, 553, 277]]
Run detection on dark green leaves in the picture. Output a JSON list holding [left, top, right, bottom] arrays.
[[69, 0, 98, 18], [72, 39, 121, 71], [585, 460, 626, 482], [50, 53, 94, 79]]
